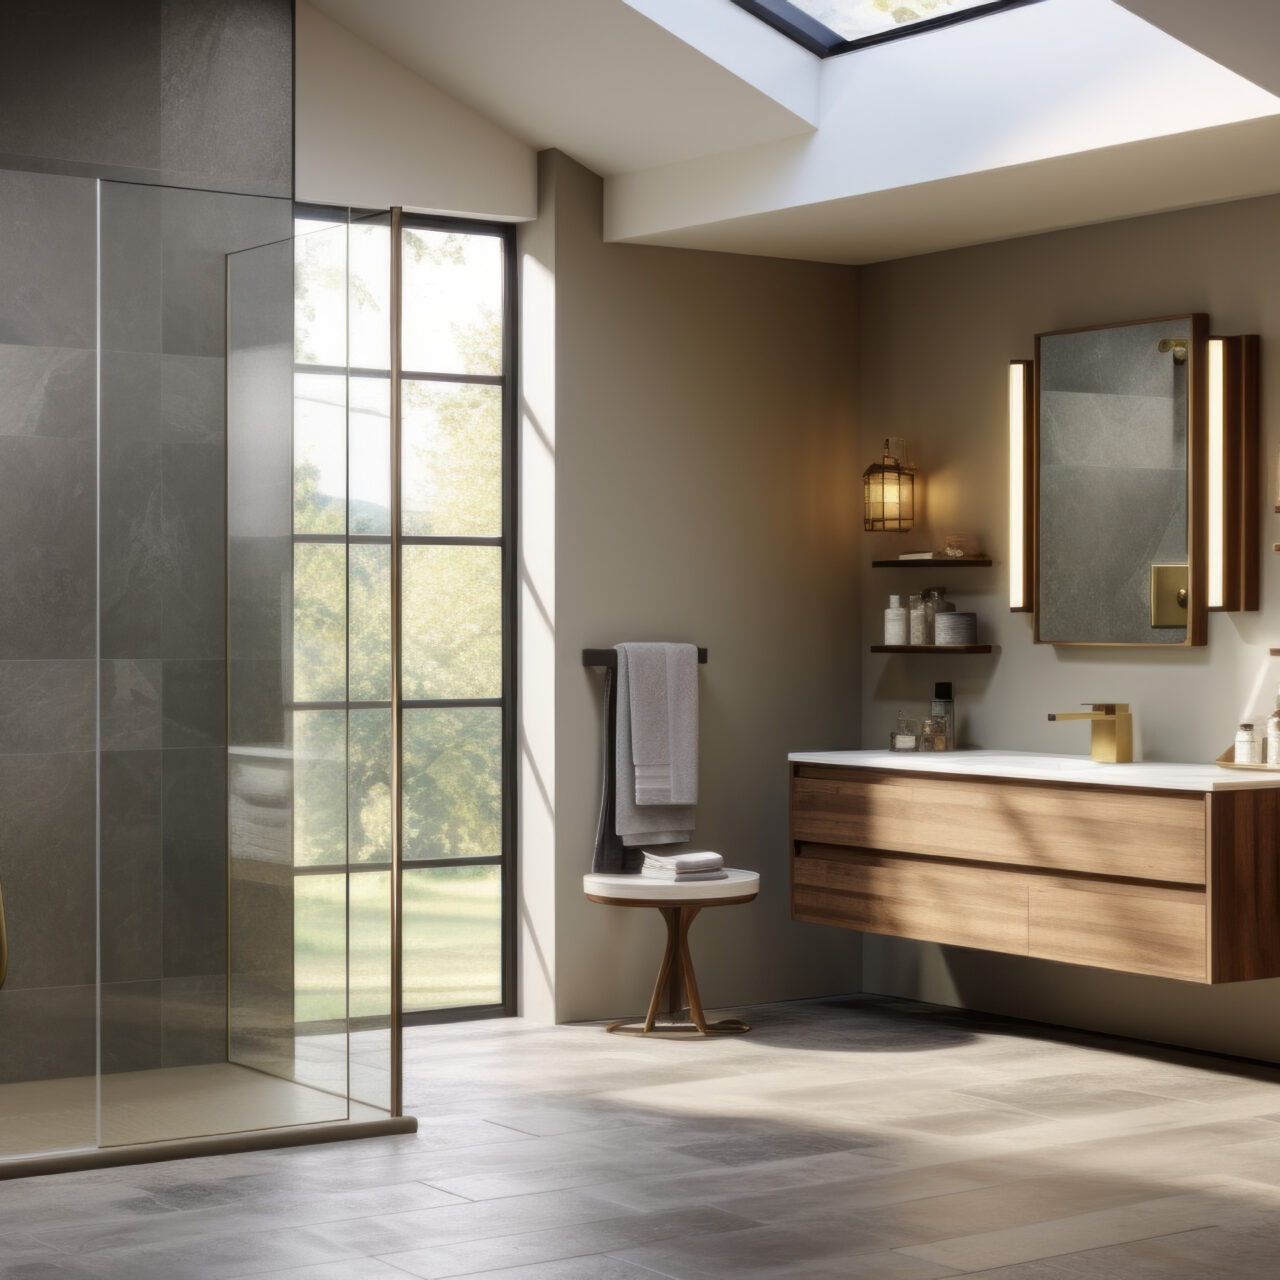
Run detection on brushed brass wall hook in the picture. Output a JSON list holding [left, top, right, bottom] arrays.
[[1158, 337, 1189, 363]]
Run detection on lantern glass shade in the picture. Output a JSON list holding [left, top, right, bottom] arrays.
[[863, 444, 915, 532]]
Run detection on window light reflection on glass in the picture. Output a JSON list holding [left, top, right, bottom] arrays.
[[863, 437, 915, 532]]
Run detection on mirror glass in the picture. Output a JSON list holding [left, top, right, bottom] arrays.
[[1036, 315, 1199, 645]]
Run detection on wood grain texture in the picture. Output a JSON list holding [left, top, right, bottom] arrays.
[[1028, 880, 1206, 982], [794, 844, 1028, 956], [1208, 787, 1280, 982], [791, 768, 1206, 885]]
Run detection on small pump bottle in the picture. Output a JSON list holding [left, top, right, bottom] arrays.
[[931, 681, 955, 750], [1266, 689, 1280, 768], [884, 595, 907, 646], [1236, 723, 1262, 766]]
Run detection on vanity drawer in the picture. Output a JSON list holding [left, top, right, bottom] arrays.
[[792, 768, 1206, 885], [794, 844, 1028, 956], [1028, 879, 1206, 982]]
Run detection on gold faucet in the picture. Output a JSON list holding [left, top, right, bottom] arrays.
[[1047, 703, 1133, 763]]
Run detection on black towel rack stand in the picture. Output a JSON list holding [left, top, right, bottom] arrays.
[[583, 646, 707, 873]]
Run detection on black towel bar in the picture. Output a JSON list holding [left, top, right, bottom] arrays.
[[583, 645, 707, 873], [582, 647, 708, 668]]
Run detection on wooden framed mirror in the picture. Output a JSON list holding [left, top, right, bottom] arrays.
[[1021, 314, 1258, 647]]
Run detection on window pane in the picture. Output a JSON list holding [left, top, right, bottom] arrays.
[[350, 217, 391, 372], [403, 708, 501, 860], [349, 543, 391, 702], [401, 230, 502, 377], [349, 708, 391, 866], [788, 0, 998, 41], [294, 873, 347, 1024], [402, 546, 502, 700], [294, 370, 345, 534], [294, 222, 348, 367], [402, 380, 501, 538], [293, 709, 345, 868], [403, 866, 502, 1011], [350, 375, 391, 534], [350, 869, 391, 1023], [293, 543, 345, 702]]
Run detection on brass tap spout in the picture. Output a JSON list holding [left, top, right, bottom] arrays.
[[1048, 703, 1133, 763]]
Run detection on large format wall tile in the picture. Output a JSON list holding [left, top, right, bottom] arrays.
[[161, 746, 228, 979], [0, 1, 161, 176], [0, 661, 94, 755], [162, 659, 226, 749], [162, 973, 228, 1067], [101, 979, 164, 1074], [160, 0, 292, 198], [0, 984, 95, 1086], [0, 437, 95, 660], [100, 182, 164, 356], [0, 752, 95, 990], [100, 749, 163, 984], [161, 353, 224, 446], [99, 438, 165, 661], [0, 170, 95, 349], [160, 188, 292, 358], [160, 442, 226, 661], [101, 660, 163, 752], [0, 344, 94, 439]]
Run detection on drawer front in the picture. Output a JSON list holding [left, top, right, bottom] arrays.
[[794, 844, 1028, 956], [792, 768, 1206, 885], [1028, 880, 1206, 982]]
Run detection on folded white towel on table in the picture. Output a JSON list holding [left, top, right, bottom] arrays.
[[641, 867, 729, 882], [642, 850, 724, 874]]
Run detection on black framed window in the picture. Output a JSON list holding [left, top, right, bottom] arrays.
[[730, 0, 1045, 56], [291, 206, 516, 1028]]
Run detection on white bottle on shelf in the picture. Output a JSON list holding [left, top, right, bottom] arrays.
[[884, 595, 908, 646], [1266, 689, 1280, 768]]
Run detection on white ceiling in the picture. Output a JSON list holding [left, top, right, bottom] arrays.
[[307, 0, 815, 176], [306, 0, 1280, 264]]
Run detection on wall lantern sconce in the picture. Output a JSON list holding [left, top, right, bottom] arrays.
[[863, 437, 916, 532]]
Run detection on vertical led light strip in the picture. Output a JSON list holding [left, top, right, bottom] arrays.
[[1207, 338, 1225, 610], [1008, 361, 1028, 610]]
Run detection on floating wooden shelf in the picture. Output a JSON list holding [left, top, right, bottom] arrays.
[[1270, 649, 1280, 657], [871, 557, 993, 568], [870, 644, 992, 654]]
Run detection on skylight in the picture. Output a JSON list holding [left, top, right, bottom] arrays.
[[732, 0, 1045, 56]]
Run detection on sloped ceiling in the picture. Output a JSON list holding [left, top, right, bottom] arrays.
[[306, 0, 1280, 263]]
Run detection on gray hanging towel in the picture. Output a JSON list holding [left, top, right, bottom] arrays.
[[614, 642, 697, 846], [626, 641, 698, 806]]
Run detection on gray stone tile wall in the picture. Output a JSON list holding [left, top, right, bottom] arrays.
[[0, 0, 293, 1093]]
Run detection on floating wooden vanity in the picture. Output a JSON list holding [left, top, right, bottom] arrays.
[[789, 750, 1280, 984]]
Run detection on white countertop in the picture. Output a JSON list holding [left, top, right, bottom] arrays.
[[788, 749, 1280, 792]]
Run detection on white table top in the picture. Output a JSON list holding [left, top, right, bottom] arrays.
[[584, 869, 759, 902], [788, 749, 1280, 793]]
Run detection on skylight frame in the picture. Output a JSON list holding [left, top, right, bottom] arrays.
[[730, 0, 1047, 57]]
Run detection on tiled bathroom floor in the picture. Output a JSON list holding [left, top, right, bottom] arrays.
[[7, 995, 1280, 1278]]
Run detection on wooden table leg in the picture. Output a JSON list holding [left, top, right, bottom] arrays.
[[608, 903, 750, 1036]]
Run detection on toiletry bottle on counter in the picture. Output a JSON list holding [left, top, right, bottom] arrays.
[[931, 681, 954, 750], [908, 594, 926, 645], [1267, 690, 1280, 768], [884, 595, 907, 646], [1236, 723, 1261, 766]]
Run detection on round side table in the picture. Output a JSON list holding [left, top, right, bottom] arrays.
[[583, 869, 760, 1036]]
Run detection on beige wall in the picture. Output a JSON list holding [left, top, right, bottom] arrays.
[[856, 192, 1280, 1060], [521, 151, 864, 1023]]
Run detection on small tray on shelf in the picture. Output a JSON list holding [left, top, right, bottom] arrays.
[[1215, 744, 1280, 772], [871, 557, 992, 568]]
